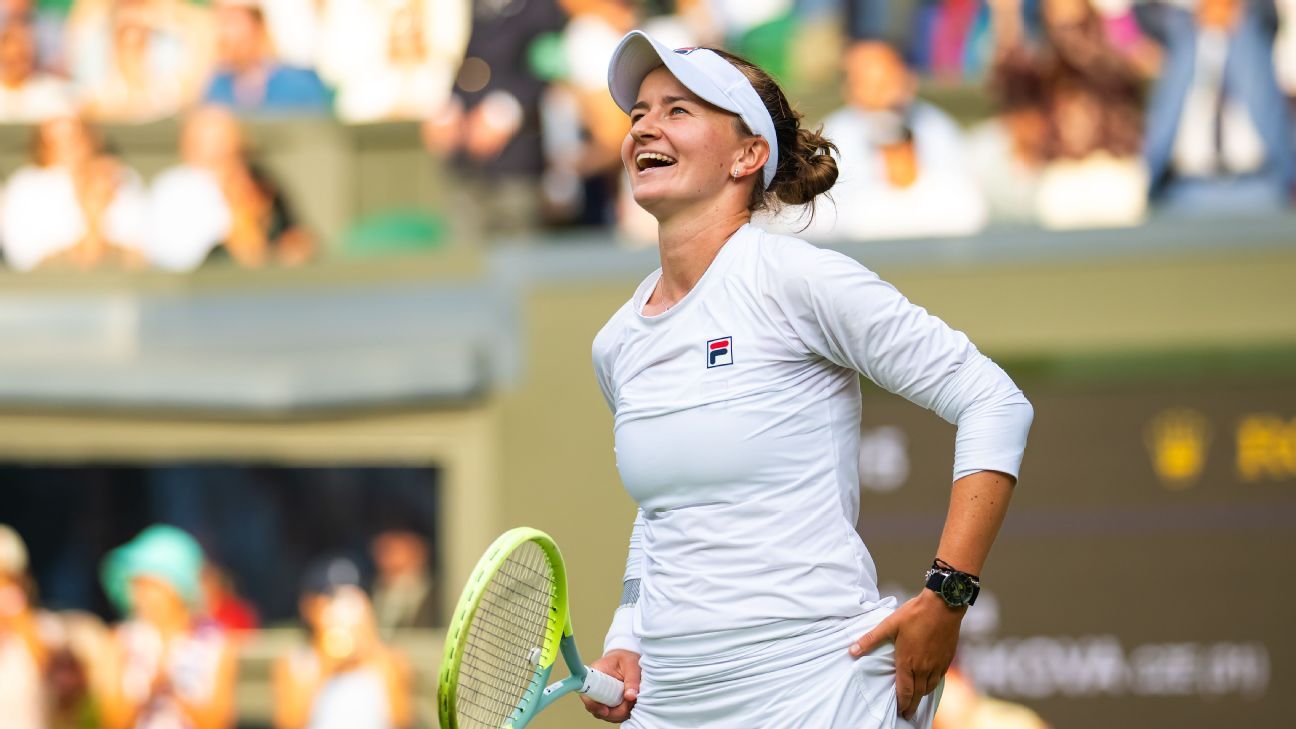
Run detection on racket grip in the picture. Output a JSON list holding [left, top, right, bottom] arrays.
[[580, 667, 625, 707]]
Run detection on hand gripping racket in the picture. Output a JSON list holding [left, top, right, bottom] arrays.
[[438, 527, 625, 728]]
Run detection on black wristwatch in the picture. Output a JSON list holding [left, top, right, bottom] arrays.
[[924, 560, 980, 608]]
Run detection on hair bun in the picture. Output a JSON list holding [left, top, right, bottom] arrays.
[[771, 127, 839, 207]]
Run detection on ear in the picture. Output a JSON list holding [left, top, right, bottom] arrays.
[[732, 136, 771, 182]]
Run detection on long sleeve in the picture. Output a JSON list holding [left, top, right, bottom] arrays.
[[602, 510, 645, 655], [765, 241, 1033, 481]]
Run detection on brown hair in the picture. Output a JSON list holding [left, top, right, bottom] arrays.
[[707, 49, 839, 218]]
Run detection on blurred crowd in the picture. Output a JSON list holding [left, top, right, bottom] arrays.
[[0, 0, 1291, 269], [0, 522, 437, 729]]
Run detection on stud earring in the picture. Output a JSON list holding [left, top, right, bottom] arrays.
[[732, 169, 740, 180]]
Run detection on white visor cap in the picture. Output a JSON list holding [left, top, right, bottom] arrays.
[[608, 30, 779, 190]]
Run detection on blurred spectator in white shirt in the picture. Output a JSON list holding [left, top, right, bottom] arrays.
[[803, 39, 986, 240], [1, 115, 149, 270], [988, 0, 1147, 229], [150, 106, 315, 270], [966, 48, 1049, 223], [80, 0, 213, 123], [333, 0, 470, 123], [67, 0, 215, 120], [0, 15, 74, 122]]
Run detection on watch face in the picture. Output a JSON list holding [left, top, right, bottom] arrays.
[[940, 573, 975, 606]]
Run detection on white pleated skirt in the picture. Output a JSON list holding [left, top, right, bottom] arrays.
[[622, 606, 941, 729]]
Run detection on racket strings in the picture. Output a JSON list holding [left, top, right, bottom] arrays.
[[455, 541, 559, 727]]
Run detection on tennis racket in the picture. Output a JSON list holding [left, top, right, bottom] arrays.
[[438, 527, 625, 729]]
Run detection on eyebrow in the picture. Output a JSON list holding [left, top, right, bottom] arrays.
[[630, 95, 694, 112]]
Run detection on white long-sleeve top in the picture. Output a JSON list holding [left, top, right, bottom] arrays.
[[592, 224, 1032, 658]]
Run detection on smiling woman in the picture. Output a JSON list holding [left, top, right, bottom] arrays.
[[584, 30, 1034, 729]]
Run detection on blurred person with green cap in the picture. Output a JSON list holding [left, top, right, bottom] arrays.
[[97, 525, 238, 729], [272, 555, 412, 729], [0, 523, 47, 729]]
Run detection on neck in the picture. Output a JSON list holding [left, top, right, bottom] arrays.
[[654, 204, 750, 306]]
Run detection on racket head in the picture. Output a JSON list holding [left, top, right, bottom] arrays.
[[439, 527, 570, 729]]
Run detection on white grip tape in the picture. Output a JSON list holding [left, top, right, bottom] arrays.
[[580, 667, 625, 707]]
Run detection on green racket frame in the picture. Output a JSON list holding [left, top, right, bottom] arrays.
[[439, 527, 612, 729]]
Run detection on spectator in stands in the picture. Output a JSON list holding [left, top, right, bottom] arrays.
[[0, 14, 75, 121], [332, 0, 471, 123], [1142, 0, 1294, 213], [0, 524, 46, 729], [203, 0, 330, 113], [421, 0, 566, 237], [149, 106, 315, 270], [44, 611, 110, 729], [966, 47, 1048, 223], [989, 0, 1147, 229], [272, 556, 412, 729], [97, 525, 238, 729], [80, 0, 213, 123], [537, 0, 638, 227], [369, 529, 436, 635], [1, 114, 150, 270], [1035, 72, 1147, 228], [805, 39, 986, 240], [200, 561, 259, 633], [0, 0, 67, 73]]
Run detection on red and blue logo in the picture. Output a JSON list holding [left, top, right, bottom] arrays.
[[707, 336, 733, 368]]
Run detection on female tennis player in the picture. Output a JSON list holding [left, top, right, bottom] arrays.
[[584, 31, 1033, 728]]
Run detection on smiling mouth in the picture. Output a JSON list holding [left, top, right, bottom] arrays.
[[635, 152, 677, 171]]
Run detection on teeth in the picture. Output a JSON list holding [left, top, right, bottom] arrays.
[[636, 152, 677, 169]]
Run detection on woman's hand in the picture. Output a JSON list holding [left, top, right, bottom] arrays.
[[579, 649, 641, 723], [849, 590, 964, 720]]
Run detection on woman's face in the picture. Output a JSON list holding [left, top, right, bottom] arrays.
[[621, 66, 750, 219]]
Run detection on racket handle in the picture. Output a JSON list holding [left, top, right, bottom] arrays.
[[579, 667, 625, 707]]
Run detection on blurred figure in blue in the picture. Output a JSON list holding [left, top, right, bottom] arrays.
[[273, 556, 412, 729], [806, 39, 986, 240], [203, 0, 330, 114], [97, 525, 238, 729], [0, 524, 46, 729], [1142, 0, 1294, 213]]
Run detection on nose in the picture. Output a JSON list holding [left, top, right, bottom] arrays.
[[630, 114, 660, 143]]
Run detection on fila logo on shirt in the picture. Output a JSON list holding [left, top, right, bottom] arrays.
[[706, 336, 734, 368]]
